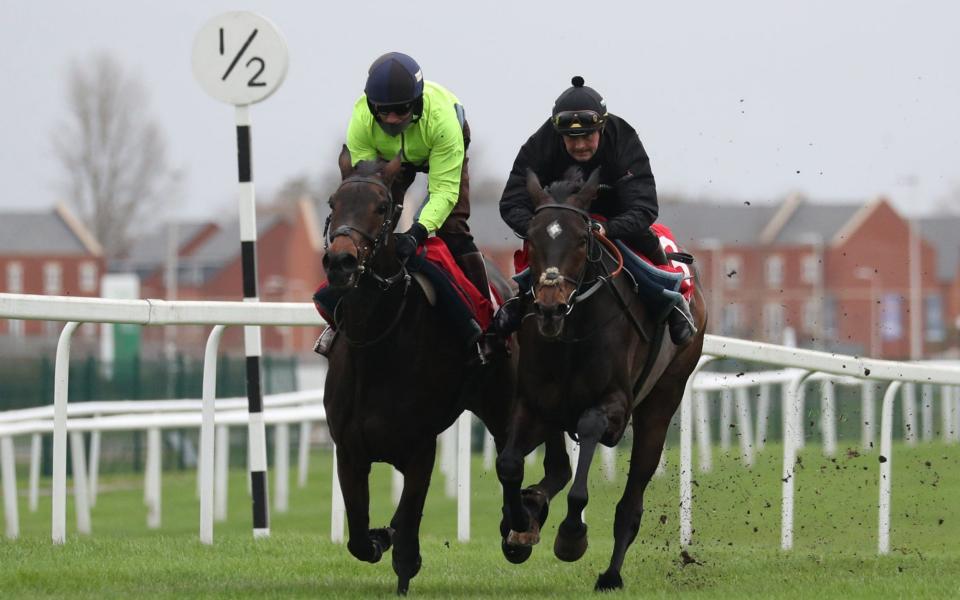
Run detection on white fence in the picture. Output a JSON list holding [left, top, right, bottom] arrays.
[[2, 292, 959, 555]]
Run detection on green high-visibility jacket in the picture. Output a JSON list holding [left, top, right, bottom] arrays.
[[346, 81, 465, 233]]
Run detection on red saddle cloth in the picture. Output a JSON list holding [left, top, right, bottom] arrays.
[[419, 238, 496, 331], [513, 222, 695, 300]]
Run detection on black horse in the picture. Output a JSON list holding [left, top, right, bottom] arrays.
[[495, 169, 707, 591], [321, 148, 570, 595]]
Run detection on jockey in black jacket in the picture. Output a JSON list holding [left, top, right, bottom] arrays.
[[496, 76, 696, 346]]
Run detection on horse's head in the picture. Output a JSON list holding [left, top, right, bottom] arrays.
[[525, 167, 601, 338], [322, 146, 404, 289]]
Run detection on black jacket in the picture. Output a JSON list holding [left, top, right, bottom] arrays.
[[499, 114, 658, 242]]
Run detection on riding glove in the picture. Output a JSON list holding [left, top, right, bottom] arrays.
[[396, 222, 429, 259]]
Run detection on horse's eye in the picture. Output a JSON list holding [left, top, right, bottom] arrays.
[[376, 202, 389, 215], [328, 199, 334, 209]]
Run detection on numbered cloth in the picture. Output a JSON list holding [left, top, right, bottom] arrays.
[[512, 222, 695, 322], [313, 237, 495, 338]]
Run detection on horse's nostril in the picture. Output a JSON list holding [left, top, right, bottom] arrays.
[[339, 254, 359, 272]]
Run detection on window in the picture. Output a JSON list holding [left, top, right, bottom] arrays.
[[823, 294, 838, 338], [43, 262, 62, 294], [880, 293, 903, 341], [722, 255, 742, 289], [8, 319, 25, 338], [6, 262, 23, 293], [44, 320, 59, 338], [925, 294, 945, 342], [801, 254, 819, 285], [803, 299, 820, 333], [721, 303, 743, 335], [79, 262, 98, 293], [762, 302, 785, 342], [765, 255, 784, 287]]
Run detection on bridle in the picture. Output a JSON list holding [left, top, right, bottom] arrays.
[[323, 174, 411, 347], [531, 203, 624, 317], [323, 175, 407, 289]]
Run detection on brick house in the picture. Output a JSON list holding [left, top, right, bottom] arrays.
[[659, 195, 941, 359], [0, 203, 104, 344], [129, 199, 325, 356], [914, 215, 960, 356]]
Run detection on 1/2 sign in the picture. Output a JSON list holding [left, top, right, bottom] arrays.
[[192, 11, 289, 106]]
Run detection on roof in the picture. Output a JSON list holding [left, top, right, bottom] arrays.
[[770, 202, 862, 245], [656, 202, 780, 247], [0, 207, 97, 255], [188, 215, 282, 266], [124, 221, 211, 266], [915, 215, 960, 282]]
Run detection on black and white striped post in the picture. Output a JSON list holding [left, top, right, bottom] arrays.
[[235, 105, 269, 537], [193, 11, 289, 540]]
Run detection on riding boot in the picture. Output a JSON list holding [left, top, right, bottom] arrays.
[[312, 326, 337, 357], [493, 293, 529, 334], [643, 239, 696, 346], [456, 252, 506, 361]]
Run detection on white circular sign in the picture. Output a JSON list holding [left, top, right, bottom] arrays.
[[192, 11, 289, 106]]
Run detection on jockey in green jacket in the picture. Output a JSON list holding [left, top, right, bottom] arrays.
[[315, 52, 500, 360]]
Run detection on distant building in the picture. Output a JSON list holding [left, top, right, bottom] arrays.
[[0, 203, 104, 344], [121, 199, 325, 357]]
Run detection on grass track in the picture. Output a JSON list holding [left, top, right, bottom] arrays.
[[1, 442, 958, 598]]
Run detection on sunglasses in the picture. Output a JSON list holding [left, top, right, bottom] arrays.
[[373, 101, 414, 117], [553, 110, 603, 132]]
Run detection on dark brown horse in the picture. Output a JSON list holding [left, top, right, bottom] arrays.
[[495, 169, 707, 591], [321, 148, 570, 595]]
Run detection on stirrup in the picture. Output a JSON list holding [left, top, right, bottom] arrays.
[[313, 327, 337, 357], [668, 303, 696, 346]]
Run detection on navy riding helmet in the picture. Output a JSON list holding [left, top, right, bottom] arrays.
[[364, 52, 425, 122], [552, 76, 607, 136]]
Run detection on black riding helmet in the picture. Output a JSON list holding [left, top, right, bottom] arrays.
[[364, 52, 425, 134], [552, 76, 607, 136]]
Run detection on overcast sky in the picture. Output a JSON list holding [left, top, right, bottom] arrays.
[[2, 0, 958, 225]]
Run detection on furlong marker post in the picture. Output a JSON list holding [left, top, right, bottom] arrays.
[[193, 11, 289, 538]]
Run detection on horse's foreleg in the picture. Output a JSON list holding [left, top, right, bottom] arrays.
[[553, 405, 609, 562], [529, 429, 572, 502], [595, 389, 678, 591], [496, 401, 547, 563], [390, 440, 436, 596], [337, 452, 389, 564]]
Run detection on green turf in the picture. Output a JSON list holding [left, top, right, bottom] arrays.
[[1, 441, 958, 598]]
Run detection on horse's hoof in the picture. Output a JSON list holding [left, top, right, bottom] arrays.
[[501, 538, 533, 564], [393, 553, 421, 595], [505, 517, 541, 546], [594, 569, 624, 591], [370, 527, 395, 554], [554, 521, 588, 562]]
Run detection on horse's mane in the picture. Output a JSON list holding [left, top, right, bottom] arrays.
[[544, 167, 586, 203]]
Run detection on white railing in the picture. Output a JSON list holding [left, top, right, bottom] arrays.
[[683, 336, 960, 554], [2, 292, 959, 555], [0, 390, 325, 539]]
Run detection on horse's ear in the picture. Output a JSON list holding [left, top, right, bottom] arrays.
[[573, 167, 601, 209], [338, 145, 354, 180], [526, 169, 549, 207], [381, 153, 403, 186]]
